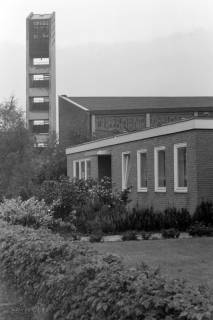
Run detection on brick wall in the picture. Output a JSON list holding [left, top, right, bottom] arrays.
[[110, 130, 198, 214], [66, 129, 213, 214], [196, 131, 213, 203], [59, 96, 91, 147]]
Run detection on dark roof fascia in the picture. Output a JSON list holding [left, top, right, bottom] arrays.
[[90, 106, 213, 115]]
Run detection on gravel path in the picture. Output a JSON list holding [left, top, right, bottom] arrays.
[[0, 280, 32, 320]]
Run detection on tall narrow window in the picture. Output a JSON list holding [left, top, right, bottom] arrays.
[[137, 149, 148, 192], [122, 152, 131, 190], [75, 162, 80, 179], [81, 161, 86, 179], [86, 160, 91, 178], [73, 159, 91, 180], [174, 143, 187, 192], [154, 147, 166, 192]]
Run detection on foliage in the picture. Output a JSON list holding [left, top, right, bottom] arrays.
[[0, 222, 213, 320], [0, 97, 34, 199], [141, 231, 152, 240], [162, 228, 180, 239], [189, 224, 213, 237], [0, 97, 67, 200], [37, 177, 130, 233], [129, 207, 191, 232], [122, 230, 138, 241], [192, 201, 213, 226], [0, 197, 76, 233], [0, 197, 52, 228], [33, 135, 67, 185], [89, 233, 103, 243]]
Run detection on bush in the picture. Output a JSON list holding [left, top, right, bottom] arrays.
[[128, 207, 191, 232], [164, 207, 191, 231], [89, 233, 103, 243], [0, 222, 213, 320], [141, 231, 152, 240], [162, 228, 180, 239], [122, 230, 138, 241], [0, 197, 76, 233], [189, 224, 213, 237], [192, 201, 213, 226], [0, 197, 52, 229]]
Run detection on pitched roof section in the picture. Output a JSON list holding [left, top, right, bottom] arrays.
[[60, 96, 213, 115]]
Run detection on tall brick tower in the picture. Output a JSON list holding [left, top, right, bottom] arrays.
[[26, 12, 56, 147]]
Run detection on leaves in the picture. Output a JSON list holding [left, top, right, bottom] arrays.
[[0, 221, 212, 320]]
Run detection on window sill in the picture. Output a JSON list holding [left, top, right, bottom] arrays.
[[174, 188, 188, 193], [137, 188, 148, 193], [155, 187, 166, 193]]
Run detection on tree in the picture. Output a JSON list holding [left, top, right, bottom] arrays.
[[32, 134, 67, 185], [0, 97, 67, 200], [0, 97, 34, 199]]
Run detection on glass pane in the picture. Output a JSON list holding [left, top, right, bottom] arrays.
[[75, 162, 79, 178], [123, 154, 130, 189], [81, 161, 86, 179], [140, 153, 147, 188], [86, 161, 91, 179], [178, 147, 187, 187], [158, 150, 166, 187]]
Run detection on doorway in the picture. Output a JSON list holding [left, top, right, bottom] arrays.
[[98, 155, 112, 180]]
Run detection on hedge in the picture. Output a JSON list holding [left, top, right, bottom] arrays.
[[0, 221, 212, 320]]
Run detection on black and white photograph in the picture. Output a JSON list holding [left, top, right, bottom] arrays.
[[0, 0, 213, 319]]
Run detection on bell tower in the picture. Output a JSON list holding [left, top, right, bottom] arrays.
[[26, 12, 56, 146]]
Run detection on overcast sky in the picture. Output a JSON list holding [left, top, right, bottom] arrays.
[[0, 0, 213, 106], [1, 0, 213, 45]]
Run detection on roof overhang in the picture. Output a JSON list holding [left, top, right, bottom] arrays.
[[66, 118, 213, 155]]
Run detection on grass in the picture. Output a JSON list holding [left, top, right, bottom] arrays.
[[91, 237, 213, 289]]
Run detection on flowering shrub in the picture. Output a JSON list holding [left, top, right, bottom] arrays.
[[0, 221, 212, 320], [37, 177, 130, 233], [0, 197, 52, 229], [0, 197, 76, 232]]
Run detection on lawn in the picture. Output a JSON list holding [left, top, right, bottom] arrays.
[[91, 237, 213, 289]]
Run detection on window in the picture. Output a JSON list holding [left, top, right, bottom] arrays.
[[137, 149, 148, 192], [33, 57, 49, 65], [73, 159, 91, 180], [33, 97, 49, 103], [174, 143, 187, 192], [33, 74, 49, 81], [122, 152, 131, 190], [31, 120, 49, 134], [154, 146, 166, 192]]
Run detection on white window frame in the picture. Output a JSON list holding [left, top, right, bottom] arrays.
[[73, 159, 91, 180], [154, 146, 166, 192], [121, 151, 131, 190], [137, 149, 148, 192], [174, 143, 188, 193]]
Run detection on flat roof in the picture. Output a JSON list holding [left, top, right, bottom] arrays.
[[66, 118, 213, 155], [27, 12, 54, 20], [60, 95, 213, 114]]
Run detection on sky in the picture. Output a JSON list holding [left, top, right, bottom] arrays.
[[0, 0, 213, 106]]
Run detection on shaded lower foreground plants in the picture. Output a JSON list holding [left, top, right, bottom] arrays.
[[0, 221, 213, 320]]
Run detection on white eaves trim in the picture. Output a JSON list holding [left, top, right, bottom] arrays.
[[60, 95, 89, 112], [66, 118, 213, 155]]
